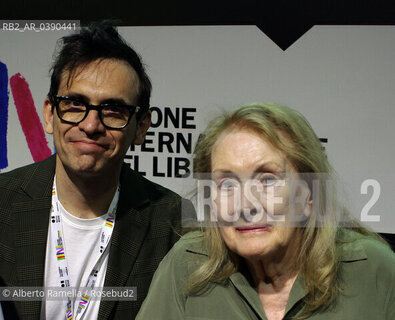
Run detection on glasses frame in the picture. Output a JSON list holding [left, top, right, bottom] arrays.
[[51, 95, 141, 129]]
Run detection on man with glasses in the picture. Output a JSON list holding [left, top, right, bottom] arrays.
[[0, 23, 187, 319]]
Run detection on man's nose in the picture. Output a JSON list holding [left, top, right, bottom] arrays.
[[78, 110, 105, 134]]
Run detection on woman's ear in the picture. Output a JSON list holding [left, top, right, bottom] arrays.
[[293, 179, 313, 219], [305, 193, 313, 218]]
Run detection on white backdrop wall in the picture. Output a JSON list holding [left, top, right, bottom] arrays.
[[0, 26, 394, 233]]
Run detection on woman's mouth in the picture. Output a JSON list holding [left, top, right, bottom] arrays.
[[235, 224, 272, 233]]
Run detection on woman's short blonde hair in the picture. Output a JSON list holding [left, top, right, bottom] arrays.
[[187, 102, 380, 318]]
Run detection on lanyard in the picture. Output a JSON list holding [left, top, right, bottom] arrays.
[[50, 177, 120, 320]]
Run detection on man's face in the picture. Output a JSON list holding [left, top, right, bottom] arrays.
[[43, 59, 150, 177]]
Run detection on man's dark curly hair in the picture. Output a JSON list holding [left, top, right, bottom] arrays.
[[48, 22, 151, 113]]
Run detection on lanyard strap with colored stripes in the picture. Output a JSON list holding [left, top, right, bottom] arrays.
[[50, 177, 119, 320]]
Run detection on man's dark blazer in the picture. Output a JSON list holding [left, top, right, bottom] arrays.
[[0, 155, 186, 319]]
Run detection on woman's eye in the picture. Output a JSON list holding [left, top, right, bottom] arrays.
[[260, 173, 279, 186], [218, 178, 239, 191]]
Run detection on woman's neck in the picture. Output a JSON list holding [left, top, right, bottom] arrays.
[[246, 230, 302, 290]]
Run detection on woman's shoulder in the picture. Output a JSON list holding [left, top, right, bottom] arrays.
[[172, 230, 207, 256], [336, 229, 395, 318], [143, 231, 208, 291], [160, 231, 208, 271], [338, 229, 395, 269], [135, 234, 207, 319]]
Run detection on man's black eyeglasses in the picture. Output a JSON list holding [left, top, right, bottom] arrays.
[[51, 95, 141, 129]]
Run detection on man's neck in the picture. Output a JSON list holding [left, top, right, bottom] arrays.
[[54, 159, 121, 219]]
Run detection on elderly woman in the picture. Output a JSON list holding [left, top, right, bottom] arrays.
[[136, 103, 395, 320]]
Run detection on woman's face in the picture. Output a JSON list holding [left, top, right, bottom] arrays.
[[211, 129, 310, 261]]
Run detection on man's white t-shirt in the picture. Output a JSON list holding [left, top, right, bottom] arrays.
[[41, 202, 110, 320]]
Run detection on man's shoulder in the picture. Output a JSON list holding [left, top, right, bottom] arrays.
[[120, 163, 184, 204], [118, 164, 195, 232], [0, 156, 55, 193], [0, 157, 55, 208], [140, 173, 182, 200], [0, 160, 44, 191]]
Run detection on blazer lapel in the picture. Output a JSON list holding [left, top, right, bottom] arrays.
[[99, 164, 150, 319], [13, 156, 55, 318]]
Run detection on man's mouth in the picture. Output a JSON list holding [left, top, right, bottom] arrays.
[[71, 140, 107, 151]]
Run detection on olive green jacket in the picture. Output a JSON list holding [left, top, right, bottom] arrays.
[[0, 155, 186, 319], [136, 231, 395, 320]]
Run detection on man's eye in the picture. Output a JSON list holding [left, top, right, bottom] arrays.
[[106, 106, 122, 112], [60, 100, 85, 111], [63, 99, 84, 107], [103, 106, 129, 118], [70, 100, 84, 107]]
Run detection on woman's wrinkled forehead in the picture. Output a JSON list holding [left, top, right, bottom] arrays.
[[210, 127, 293, 175]]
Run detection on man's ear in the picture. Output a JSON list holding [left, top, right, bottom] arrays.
[[43, 98, 55, 134], [133, 111, 151, 145]]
